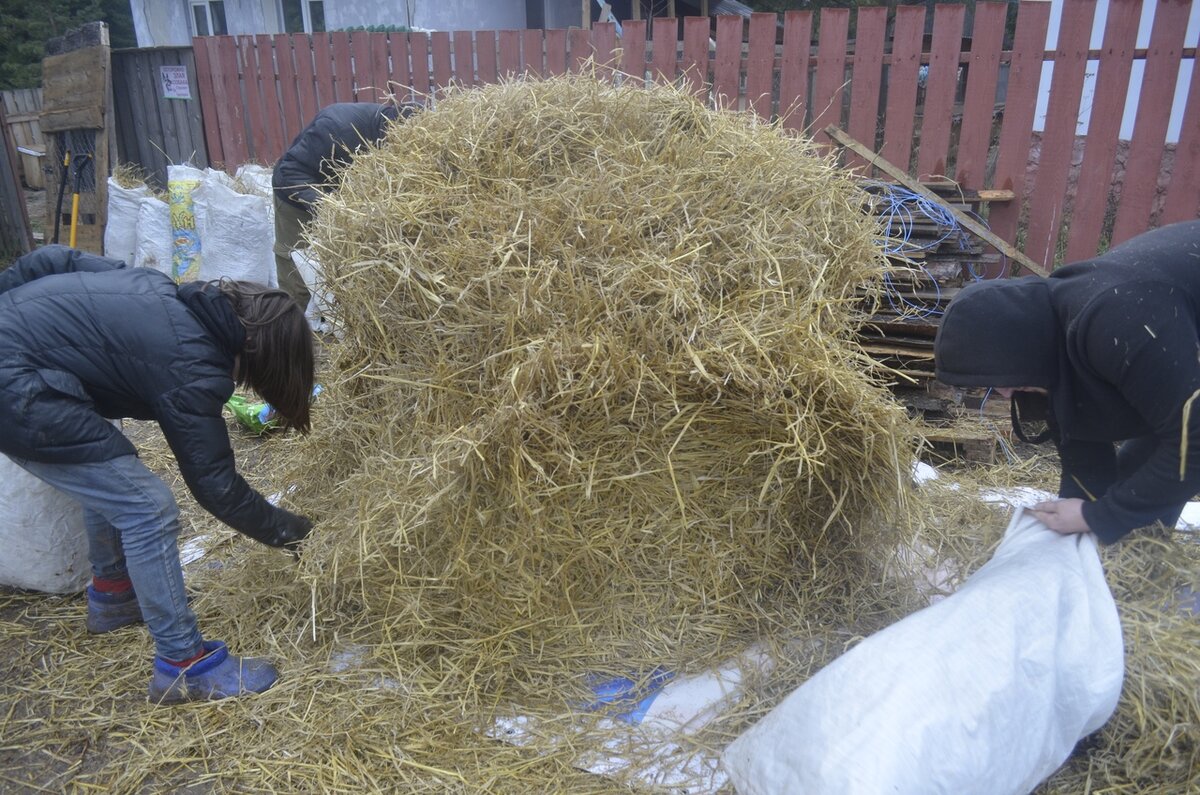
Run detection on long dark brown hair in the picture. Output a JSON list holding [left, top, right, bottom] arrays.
[[218, 280, 315, 433]]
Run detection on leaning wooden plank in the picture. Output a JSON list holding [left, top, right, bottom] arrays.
[[825, 125, 1050, 278]]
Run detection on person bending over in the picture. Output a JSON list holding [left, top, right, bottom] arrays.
[[272, 101, 417, 310], [935, 220, 1200, 544], [0, 245, 315, 704]]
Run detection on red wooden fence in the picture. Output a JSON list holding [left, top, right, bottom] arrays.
[[192, 2, 1199, 266]]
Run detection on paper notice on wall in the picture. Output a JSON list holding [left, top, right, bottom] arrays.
[[160, 65, 191, 99]]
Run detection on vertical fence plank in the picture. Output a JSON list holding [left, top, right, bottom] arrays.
[[916, 3, 965, 178], [180, 49, 208, 167], [312, 34, 336, 107], [523, 29, 544, 78], [651, 17, 677, 83], [212, 36, 247, 165], [272, 34, 300, 142], [1024, 0, 1097, 267], [498, 30, 522, 79], [987, 1, 1051, 256], [779, 11, 813, 131], [408, 33, 432, 102], [621, 20, 647, 84], [431, 31, 453, 94], [881, 5, 925, 170], [1110, 0, 1193, 246], [293, 36, 320, 125], [389, 33, 414, 103], [954, 1, 1007, 189], [569, 27, 592, 74], [136, 52, 168, 176], [331, 32, 353, 102], [476, 30, 499, 85], [1160, 58, 1200, 225], [254, 35, 286, 158], [712, 15, 742, 110], [349, 31, 371, 100], [110, 56, 139, 169], [193, 37, 224, 166], [273, 34, 303, 143], [592, 21, 619, 80], [1064, 0, 1141, 261], [375, 33, 398, 102], [680, 16, 710, 97], [846, 6, 887, 170], [811, 8, 849, 145], [745, 13, 776, 120], [239, 37, 269, 161], [545, 28, 568, 75], [453, 30, 475, 86]]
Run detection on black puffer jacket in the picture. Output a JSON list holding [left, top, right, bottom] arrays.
[[935, 220, 1200, 543], [272, 102, 409, 208], [0, 245, 306, 546]]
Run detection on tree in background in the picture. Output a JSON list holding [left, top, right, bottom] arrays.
[[0, 0, 135, 90]]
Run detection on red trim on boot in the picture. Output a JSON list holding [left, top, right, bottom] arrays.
[[164, 648, 209, 668], [93, 575, 133, 594]]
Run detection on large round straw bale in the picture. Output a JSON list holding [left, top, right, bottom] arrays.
[[293, 74, 916, 693]]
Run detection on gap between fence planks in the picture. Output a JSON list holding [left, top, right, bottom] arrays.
[[824, 125, 1049, 279]]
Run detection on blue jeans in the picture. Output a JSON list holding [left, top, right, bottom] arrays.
[[10, 454, 204, 661]]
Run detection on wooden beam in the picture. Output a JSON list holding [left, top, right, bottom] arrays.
[[824, 125, 1049, 278]]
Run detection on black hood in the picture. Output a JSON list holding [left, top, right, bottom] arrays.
[[934, 277, 1060, 391], [177, 281, 246, 361]]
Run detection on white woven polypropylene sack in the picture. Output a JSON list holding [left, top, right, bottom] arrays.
[[0, 455, 90, 594], [722, 508, 1124, 795], [133, 195, 173, 277], [103, 177, 152, 265], [194, 174, 275, 285]]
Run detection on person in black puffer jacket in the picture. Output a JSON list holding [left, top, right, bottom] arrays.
[[272, 101, 418, 311], [935, 220, 1200, 545], [0, 245, 315, 704]]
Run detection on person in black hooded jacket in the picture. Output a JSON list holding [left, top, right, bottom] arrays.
[[934, 220, 1200, 545], [0, 245, 315, 704], [272, 101, 417, 311]]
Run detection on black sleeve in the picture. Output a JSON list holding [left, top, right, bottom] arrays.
[[156, 380, 299, 546], [1056, 438, 1117, 502], [0, 245, 126, 297], [1073, 285, 1200, 543]]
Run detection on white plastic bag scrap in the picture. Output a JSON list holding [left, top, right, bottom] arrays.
[[0, 454, 90, 594], [194, 175, 275, 286], [104, 176, 153, 265], [291, 248, 335, 332], [722, 508, 1124, 795], [133, 195, 173, 277]]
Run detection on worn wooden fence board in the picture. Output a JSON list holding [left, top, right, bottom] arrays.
[[1109, 0, 1194, 247], [953, 2, 1007, 189], [1, 88, 46, 189], [880, 5, 925, 173], [986, 1, 1052, 265], [0, 99, 33, 261], [1023, 0, 1097, 268], [174, 5, 1198, 264], [1063, 0, 1141, 263], [917, 3, 965, 179]]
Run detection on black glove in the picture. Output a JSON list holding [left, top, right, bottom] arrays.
[[261, 510, 313, 551]]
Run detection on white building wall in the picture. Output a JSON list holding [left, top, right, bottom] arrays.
[[323, 0, 526, 31], [130, 0, 528, 47]]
